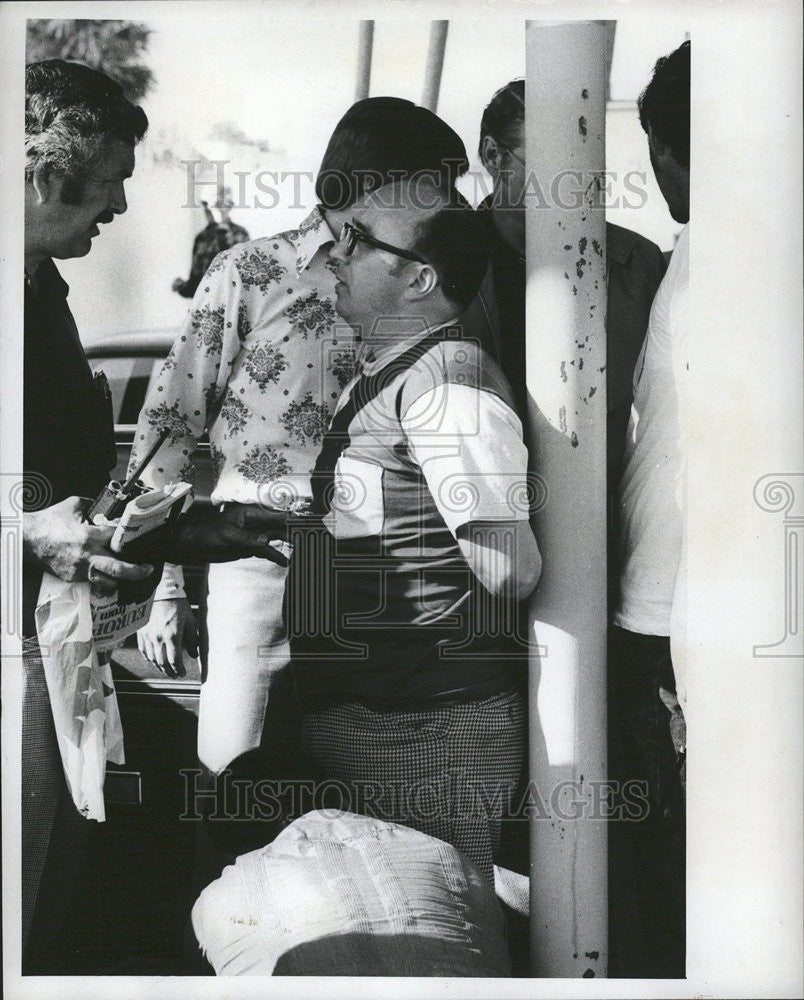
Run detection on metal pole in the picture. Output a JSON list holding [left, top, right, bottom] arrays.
[[355, 20, 374, 103], [605, 21, 617, 103], [525, 20, 608, 977], [421, 21, 448, 112]]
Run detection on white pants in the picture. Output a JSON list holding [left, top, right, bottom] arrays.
[[199, 557, 290, 774]]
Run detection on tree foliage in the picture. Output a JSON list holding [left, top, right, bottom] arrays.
[[26, 20, 154, 102]]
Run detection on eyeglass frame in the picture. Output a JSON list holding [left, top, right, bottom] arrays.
[[338, 221, 429, 266], [497, 142, 525, 168]]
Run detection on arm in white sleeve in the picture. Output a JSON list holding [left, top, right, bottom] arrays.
[[129, 250, 247, 601], [403, 383, 541, 598], [127, 248, 245, 493], [455, 519, 541, 601], [152, 562, 187, 601]]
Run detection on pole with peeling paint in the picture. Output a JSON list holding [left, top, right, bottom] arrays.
[[525, 20, 608, 977], [355, 21, 374, 102]]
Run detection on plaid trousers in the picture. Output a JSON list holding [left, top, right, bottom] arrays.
[[301, 689, 526, 883]]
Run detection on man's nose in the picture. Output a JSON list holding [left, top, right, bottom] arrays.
[[109, 181, 128, 215], [329, 237, 348, 265]]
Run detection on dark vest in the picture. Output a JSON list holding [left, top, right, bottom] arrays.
[[289, 330, 527, 709]]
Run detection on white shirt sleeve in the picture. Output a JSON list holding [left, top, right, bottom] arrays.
[[402, 383, 531, 536], [152, 562, 187, 600], [129, 248, 244, 492], [128, 248, 246, 602]]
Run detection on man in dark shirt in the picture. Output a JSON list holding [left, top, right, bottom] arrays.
[[23, 61, 151, 596], [21, 59, 153, 969], [22, 61, 274, 970], [474, 79, 667, 502]]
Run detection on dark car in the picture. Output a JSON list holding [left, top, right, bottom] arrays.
[[83, 331, 213, 973]]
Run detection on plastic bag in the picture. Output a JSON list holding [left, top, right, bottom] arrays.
[[192, 810, 511, 977], [35, 573, 125, 822]]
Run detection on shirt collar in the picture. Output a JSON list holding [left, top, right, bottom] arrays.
[[293, 205, 337, 277], [606, 222, 642, 266], [358, 316, 459, 376], [478, 193, 525, 267], [25, 257, 69, 299]]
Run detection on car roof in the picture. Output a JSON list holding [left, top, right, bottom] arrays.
[[84, 331, 177, 358]]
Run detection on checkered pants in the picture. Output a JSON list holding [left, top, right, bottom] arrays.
[[301, 689, 526, 883]]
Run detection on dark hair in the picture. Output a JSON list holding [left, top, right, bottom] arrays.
[[638, 41, 690, 169], [26, 59, 148, 202], [410, 187, 490, 311], [478, 79, 524, 156], [315, 97, 468, 210]]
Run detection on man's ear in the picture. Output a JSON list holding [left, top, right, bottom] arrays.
[[480, 134, 502, 176], [406, 263, 439, 301], [647, 124, 671, 161], [29, 162, 55, 204]]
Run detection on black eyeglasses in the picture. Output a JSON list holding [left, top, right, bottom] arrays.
[[498, 143, 525, 168], [338, 221, 428, 265]]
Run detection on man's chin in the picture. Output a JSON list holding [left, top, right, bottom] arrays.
[[334, 300, 358, 330], [53, 240, 93, 261]]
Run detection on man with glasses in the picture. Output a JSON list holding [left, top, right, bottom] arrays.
[[285, 178, 542, 882], [129, 98, 470, 778]]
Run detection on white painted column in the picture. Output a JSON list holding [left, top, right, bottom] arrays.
[[421, 21, 448, 112], [525, 20, 609, 978], [354, 21, 374, 103]]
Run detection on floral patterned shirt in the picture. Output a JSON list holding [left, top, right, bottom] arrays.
[[129, 206, 355, 596]]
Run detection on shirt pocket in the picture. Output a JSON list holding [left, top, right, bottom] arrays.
[[326, 455, 384, 538]]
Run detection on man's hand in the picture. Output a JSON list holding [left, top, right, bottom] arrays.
[[124, 504, 291, 567], [218, 503, 294, 535], [137, 597, 198, 678], [23, 496, 155, 596]]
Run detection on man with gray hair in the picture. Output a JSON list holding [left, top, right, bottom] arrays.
[[22, 61, 300, 969], [22, 58, 152, 968]]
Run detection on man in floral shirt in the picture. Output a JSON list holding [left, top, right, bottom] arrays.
[[130, 98, 469, 775]]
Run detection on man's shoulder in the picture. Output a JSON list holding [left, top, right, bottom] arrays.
[[203, 234, 299, 288], [606, 222, 666, 283], [215, 208, 328, 276], [423, 331, 488, 365], [401, 333, 515, 409]]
